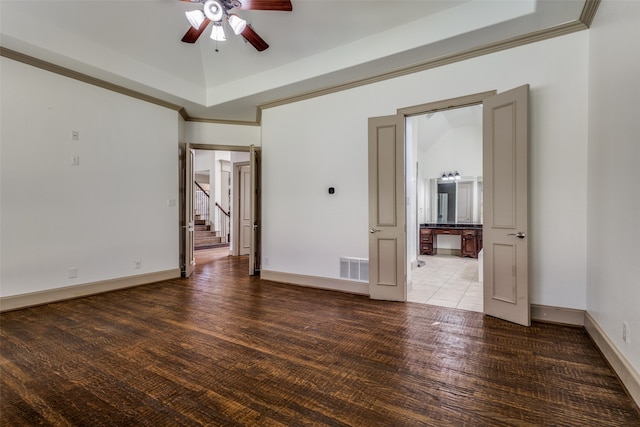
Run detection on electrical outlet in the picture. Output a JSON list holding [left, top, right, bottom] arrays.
[[71, 155, 80, 166], [72, 131, 79, 141], [135, 260, 142, 270], [68, 267, 78, 279], [623, 322, 630, 344]]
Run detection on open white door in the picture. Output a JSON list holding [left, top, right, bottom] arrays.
[[368, 115, 406, 301], [483, 85, 530, 326], [179, 143, 195, 278], [249, 145, 261, 276], [238, 164, 251, 256]]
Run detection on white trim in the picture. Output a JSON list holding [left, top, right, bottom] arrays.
[[0, 269, 180, 312], [584, 312, 640, 407], [261, 270, 368, 295], [530, 304, 585, 326]]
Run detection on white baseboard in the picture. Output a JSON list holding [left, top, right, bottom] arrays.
[[584, 312, 640, 407], [531, 304, 585, 326], [0, 269, 180, 312], [260, 270, 368, 295]]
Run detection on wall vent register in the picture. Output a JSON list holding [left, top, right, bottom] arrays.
[[340, 257, 369, 282]]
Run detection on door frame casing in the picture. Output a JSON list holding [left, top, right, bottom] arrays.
[[394, 91, 496, 292], [181, 144, 261, 264]]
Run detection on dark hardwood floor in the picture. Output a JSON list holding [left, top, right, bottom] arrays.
[[1, 248, 639, 426]]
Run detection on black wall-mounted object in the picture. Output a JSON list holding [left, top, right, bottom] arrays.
[[328, 187, 336, 195]]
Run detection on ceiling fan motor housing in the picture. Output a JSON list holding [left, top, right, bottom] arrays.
[[204, 0, 224, 21]]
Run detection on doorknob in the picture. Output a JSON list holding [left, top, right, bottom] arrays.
[[508, 232, 526, 239], [369, 227, 381, 234]]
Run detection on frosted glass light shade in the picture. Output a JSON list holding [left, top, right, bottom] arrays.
[[185, 10, 205, 29], [210, 24, 226, 41], [228, 14, 247, 35]]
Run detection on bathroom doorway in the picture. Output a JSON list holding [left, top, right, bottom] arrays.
[[406, 104, 483, 312]]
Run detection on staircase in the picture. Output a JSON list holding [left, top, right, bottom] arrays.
[[194, 215, 227, 249], [193, 180, 229, 250]]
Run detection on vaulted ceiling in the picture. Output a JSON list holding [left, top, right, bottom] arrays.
[[0, 0, 595, 123]]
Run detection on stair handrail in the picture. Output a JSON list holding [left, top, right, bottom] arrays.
[[215, 203, 230, 243], [215, 202, 230, 217], [194, 181, 210, 225], [195, 181, 209, 196]]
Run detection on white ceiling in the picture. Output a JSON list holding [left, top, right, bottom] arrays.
[[414, 104, 482, 153], [0, 0, 588, 122]]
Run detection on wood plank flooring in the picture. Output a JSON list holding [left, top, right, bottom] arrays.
[[1, 248, 639, 426]]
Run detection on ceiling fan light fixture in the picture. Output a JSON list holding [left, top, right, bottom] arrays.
[[210, 23, 226, 41], [228, 14, 247, 35], [185, 10, 205, 29], [203, 0, 224, 22]]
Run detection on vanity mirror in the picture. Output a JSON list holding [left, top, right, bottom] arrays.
[[428, 176, 483, 224]]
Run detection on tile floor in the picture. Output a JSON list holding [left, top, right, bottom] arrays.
[[408, 254, 483, 312]]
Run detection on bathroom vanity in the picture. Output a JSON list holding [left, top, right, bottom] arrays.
[[420, 224, 483, 258]]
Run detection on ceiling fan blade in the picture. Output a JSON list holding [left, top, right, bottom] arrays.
[[241, 25, 269, 51], [181, 18, 211, 43], [237, 0, 292, 11]]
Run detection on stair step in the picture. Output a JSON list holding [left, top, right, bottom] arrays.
[[195, 230, 217, 236], [194, 235, 223, 246]]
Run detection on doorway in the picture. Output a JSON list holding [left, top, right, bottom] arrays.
[[182, 144, 261, 277], [406, 105, 483, 312], [369, 86, 530, 325]]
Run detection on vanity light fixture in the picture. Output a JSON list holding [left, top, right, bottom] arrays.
[[441, 171, 462, 181]]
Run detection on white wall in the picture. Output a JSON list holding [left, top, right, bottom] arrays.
[[414, 113, 483, 226], [420, 126, 483, 181], [261, 31, 589, 309], [587, 0, 640, 370], [186, 122, 260, 147], [0, 58, 180, 297]]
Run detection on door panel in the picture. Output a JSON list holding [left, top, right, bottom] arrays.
[[249, 146, 261, 275], [368, 115, 406, 301], [492, 243, 517, 303], [239, 164, 251, 256], [179, 143, 195, 278], [483, 84, 529, 326]]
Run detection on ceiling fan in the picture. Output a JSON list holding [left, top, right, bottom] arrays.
[[180, 0, 293, 52]]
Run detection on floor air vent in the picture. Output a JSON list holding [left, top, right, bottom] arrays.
[[340, 257, 369, 282]]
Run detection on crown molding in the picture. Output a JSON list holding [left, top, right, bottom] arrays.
[[0, 47, 185, 113], [258, 8, 597, 112], [1, 0, 599, 125], [0, 46, 261, 126], [580, 0, 601, 27], [186, 116, 260, 127]]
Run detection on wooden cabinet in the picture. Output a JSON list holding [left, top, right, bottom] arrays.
[[420, 228, 434, 255], [420, 225, 483, 258], [461, 230, 477, 258]]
